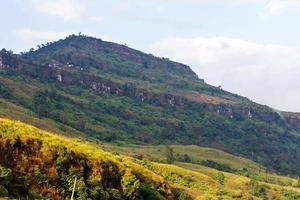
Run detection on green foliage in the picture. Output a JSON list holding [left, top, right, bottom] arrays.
[[87, 177, 109, 199], [0, 86, 11, 99], [33, 165, 48, 184], [33, 90, 64, 119], [121, 171, 141, 199], [77, 177, 91, 200], [33, 90, 52, 118], [172, 188, 193, 200], [199, 160, 239, 174], [0, 166, 11, 183], [139, 184, 166, 200], [166, 146, 175, 164], [177, 154, 192, 163], [107, 188, 122, 199], [0, 185, 8, 197], [249, 178, 267, 199], [284, 191, 300, 200], [182, 154, 191, 163], [0, 166, 11, 197], [297, 178, 300, 187], [215, 172, 225, 185], [55, 146, 69, 167]]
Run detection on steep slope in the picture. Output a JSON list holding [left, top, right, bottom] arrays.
[[1, 35, 300, 176], [1, 118, 300, 200]]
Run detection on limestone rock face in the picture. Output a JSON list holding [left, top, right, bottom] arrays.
[[0, 56, 3, 68], [57, 74, 63, 83]]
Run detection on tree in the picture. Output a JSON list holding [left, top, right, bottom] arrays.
[[166, 146, 175, 164], [143, 62, 149, 68], [183, 154, 191, 163], [0, 86, 12, 99], [33, 91, 52, 118], [78, 119, 86, 131]]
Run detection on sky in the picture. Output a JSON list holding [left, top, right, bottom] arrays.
[[1, 0, 300, 111]]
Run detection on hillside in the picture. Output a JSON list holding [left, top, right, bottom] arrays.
[[103, 144, 263, 173], [1, 118, 300, 199], [0, 118, 173, 199], [1, 34, 300, 176]]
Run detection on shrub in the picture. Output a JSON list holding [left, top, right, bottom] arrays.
[[0, 165, 12, 195], [297, 178, 300, 187], [249, 178, 267, 199], [215, 172, 225, 185], [177, 154, 192, 163], [0, 166, 12, 184], [199, 160, 237, 173], [107, 189, 122, 199], [55, 146, 69, 167], [172, 188, 193, 200], [182, 154, 191, 163], [0, 185, 8, 197], [0, 165, 12, 186], [284, 191, 300, 200], [33, 165, 48, 184], [121, 171, 140, 199], [139, 184, 166, 200], [77, 177, 91, 200]]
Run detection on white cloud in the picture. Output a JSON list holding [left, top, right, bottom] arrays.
[[260, 0, 300, 16], [15, 29, 72, 41], [29, 0, 86, 21], [152, 36, 300, 111], [265, 0, 287, 15]]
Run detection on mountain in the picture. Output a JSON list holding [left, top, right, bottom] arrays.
[[1, 34, 300, 177], [1, 118, 300, 199]]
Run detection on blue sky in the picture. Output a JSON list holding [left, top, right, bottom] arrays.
[[1, 0, 300, 111]]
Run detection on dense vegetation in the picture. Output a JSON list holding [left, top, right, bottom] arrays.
[[0, 118, 174, 199], [1, 118, 300, 199], [1, 35, 300, 178]]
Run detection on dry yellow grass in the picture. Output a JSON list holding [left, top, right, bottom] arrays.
[[1, 118, 300, 199]]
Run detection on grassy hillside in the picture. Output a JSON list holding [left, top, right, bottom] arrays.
[[0, 118, 173, 199], [104, 143, 300, 192], [102, 144, 262, 173], [0, 118, 300, 199]]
